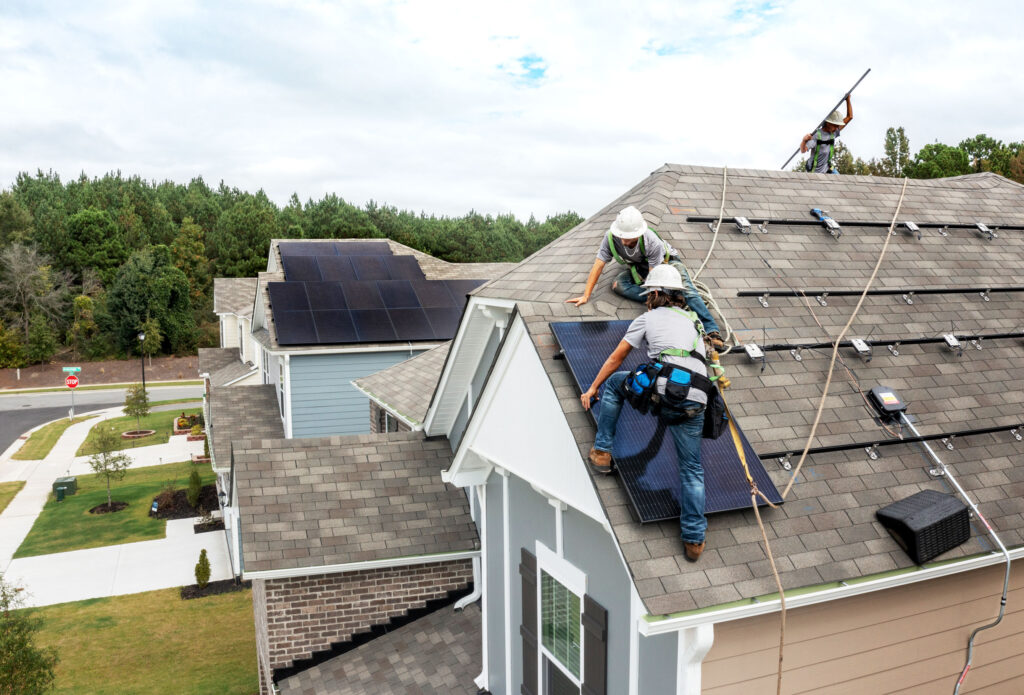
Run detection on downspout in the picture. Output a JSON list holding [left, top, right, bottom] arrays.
[[455, 485, 483, 610], [467, 484, 489, 691], [677, 624, 714, 695]]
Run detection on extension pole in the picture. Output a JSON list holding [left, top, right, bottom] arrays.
[[898, 413, 1011, 695], [780, 68, 871, 170]]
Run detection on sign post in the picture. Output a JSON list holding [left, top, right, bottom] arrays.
[[64, 368, 80, 420]]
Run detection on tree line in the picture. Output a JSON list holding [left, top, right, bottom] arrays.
[[0, 172, 583, 367]]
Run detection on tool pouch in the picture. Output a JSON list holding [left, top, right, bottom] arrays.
[[622, 362, 661, 415], [701, 385, 728, 439]]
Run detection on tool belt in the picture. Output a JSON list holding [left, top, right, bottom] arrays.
[[622, 361, 714, 426], [701, 384, 728, 439]]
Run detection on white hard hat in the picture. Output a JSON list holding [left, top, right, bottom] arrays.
[[609, 206, 647, 240], [824, 110, 845, 126], [641, 264, 686, 294]]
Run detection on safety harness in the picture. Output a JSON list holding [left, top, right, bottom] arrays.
[[607, 228, 672, 284], [805, 128, 839, 174]]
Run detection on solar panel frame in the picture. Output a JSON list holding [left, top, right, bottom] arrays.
[[268, 282, 312, 312], [281, 255, 323, 282], [278, 242, 337, 257], [550, 320, 783, 522], [332, 241, 392, 256], [382, 255, 426, 280], [274, 310, 319, 345]]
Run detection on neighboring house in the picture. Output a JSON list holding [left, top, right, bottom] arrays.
[[352, 341, 451, 432], [214, 277, 260, 368]]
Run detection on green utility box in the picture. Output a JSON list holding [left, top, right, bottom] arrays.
[[56, 487, 66, 502], [53, 477, 77, 496]]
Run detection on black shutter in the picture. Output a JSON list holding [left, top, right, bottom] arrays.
[[519, 548, 538, 695], [580, 595, 608, 695]]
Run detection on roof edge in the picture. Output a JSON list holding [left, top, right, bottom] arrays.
[[242, 549, 481, 581]]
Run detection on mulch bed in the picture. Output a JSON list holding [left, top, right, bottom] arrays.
[[151, 484, 219, 520], [90, 501, 129, 514], [180, 578, 251, 601], [194, 519, 225, 534]]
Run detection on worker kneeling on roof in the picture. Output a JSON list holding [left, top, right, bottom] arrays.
[[566, 205, 725, 350], [580, 264, 718, 563]]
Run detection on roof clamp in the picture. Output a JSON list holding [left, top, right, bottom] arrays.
[[979, 289, 991, 302], [777, 453, 793, 471], [938, 226, 950, 237], [975, 223, 997, 240], [902, 291, 915, 305], [815, 292, 828, 307], [850, 338, 872, 363], [943, 333, 963, 357], [743, 342, 765, 365], [758, 293, 770, 308], [758, 221, 770, 234], [942, 436, 956, 451], [888, 342, 901, 357], [790, 347, 803, 362], [865, 443, 879, 460], [970, 337, 983, 351], [1011, 428, 1022, 442], [734, 216, 752, 235], [928, 464, 946, 478], [902, 221, 922, 240]]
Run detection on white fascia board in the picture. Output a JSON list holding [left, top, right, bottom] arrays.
[[261, 342, 441, 357], [224, 367, 258, 387], [349, 381, 423, 431], [423, 297, 515, 435], [639, 546, 1024, 636], [242, 549, 481, 581]]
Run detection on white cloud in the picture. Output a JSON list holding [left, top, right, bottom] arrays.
[[1, 0, 1022, 219]]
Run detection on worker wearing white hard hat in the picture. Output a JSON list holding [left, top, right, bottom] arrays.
[[580, 264, 712, 562], [566, 205, 725, 349], [800, 94, 853, 174]]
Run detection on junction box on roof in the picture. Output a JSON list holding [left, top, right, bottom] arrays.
[[867, 385, 907, 424]]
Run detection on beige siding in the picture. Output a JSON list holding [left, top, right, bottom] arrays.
[[703, 560, 1024, 694], [220, 314, 239, 350]]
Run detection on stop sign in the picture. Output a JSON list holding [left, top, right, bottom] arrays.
[[65, 375, 79, 389]]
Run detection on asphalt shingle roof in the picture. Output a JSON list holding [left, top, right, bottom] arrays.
[[470, 165, 1024, 616], [208, 384, 283, 470], [213, 277, 258, 318], [278, 604, 481, 695], [352, 342, 451, 426], [234, 431, 479, 574], [198, 347, 255, 387]]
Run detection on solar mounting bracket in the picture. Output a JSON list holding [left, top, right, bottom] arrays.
[[901, 221, 922, 240], [943, 334, 963, 357], [758, 293, 769, 308], [850, 338, 872, 362], [777, 453, 792, 471], [970, 337, 983, 350], [887, 342, 900, 357], [1011, 428, 1022, 442], [938, 226, 950, 237], [942, 436, 955, 451], [816, 292, 828, 307], [790, 347, 803, 362], [865, 443, 879, 460], [743, 343, 765, 360], [975, 223, 997, 240], [902, 292, 915, 305], [734, 216, 751, 234], [979, 289, 991, 302]]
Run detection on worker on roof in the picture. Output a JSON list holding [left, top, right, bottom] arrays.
[[800, 94, 853, 174], [580, 264, 712, 563], [566, 205, 725, 350]]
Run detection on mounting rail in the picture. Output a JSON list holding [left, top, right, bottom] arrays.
[[738, 286, 1024, 300], [730, 331, 1024, 355], [687, 215, 1024, 231]]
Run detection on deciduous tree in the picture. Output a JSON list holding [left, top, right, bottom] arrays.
[[0, 577, 58, 695], [88, 426, 133, 510], [122, 383, 150, 433]]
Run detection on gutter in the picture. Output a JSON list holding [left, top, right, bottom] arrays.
[[242, 549, 481, 581], [639, 546, 1024, 636], [349, 381, 423, 431]]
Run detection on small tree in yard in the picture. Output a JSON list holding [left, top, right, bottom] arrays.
[[195, 549, 211, 589], [186, 468, 203, 510], [88, 426, 132, 511], [0, 576, 58, 695], [122, 383, 149, 433]]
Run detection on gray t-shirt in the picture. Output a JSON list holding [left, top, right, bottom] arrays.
[[597, 228, 674, 266], [622, 306, 707, 373], [806, 127, 840, 173]]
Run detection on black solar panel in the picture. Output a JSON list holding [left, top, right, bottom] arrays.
[[332, 241, 391, 256], [317, 256, 355, 281], [351, 309, 397, 342], [377, 280, 420, 308], [387, 308, 436, 341], [550, 320, 782, 522], [304, 282, 347, 311], [268, 282, 311, 312], [444, 279, 485, 298], [411, 281, 455, 308], [424, 307, 463, 339], [275, 310, 319, 345], [312, 310, 358, 343], [279, 242, 337, 257], [281, 255, 323, 282], [340, 282, 384, 310], [384, 255, 426, 280], [351, 255, 391, 281]]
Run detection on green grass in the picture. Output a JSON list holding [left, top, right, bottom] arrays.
[[12, 416, 98, 461], [149, 398, 202, 407], [14, 460, 215, 558], [0, 480, 26, 515], [76, 408, 202, 456], [3, 380, 204, 394], [32, 587, 256, 695]]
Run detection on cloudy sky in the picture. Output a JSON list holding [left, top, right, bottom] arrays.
[[1, 1, 1021, 219]]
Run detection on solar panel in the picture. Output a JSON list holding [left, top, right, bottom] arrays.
[[351, 255, 391, 281], [275, 310, 319, 345], [444, 279, 485, 299], [387, 308, 436, 341], [377, 280, 420, 308], [281, 255, 323, 282], [550, 320, 782, 522], [312, 310, 358, 343], [332, 241, 392, 256], [268, 282, 311, 312], [304, 282, 347, 311], [317, 255, 355, 281], [424, 307, 463, 339], [351, 309, 397, 342], [383, 255, 426, 280], [279, 241, 337, 257], [339, 282, 385, 310], [411, 281, 456, 308]]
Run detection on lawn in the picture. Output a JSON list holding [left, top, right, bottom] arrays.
[[13, 415, 97, 461], [14, 460, 215, 558], [76, 407, 202, 456], [0, 480, 26, 515], [32, 586, 256, 695]]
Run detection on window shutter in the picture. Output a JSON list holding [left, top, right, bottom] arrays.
[[581, 595, 607, 695], [519, 548, 538, 695]]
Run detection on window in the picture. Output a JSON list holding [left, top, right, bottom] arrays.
[[378, 408, 400, 433], [277, 358, 285, 415], [541, 570, 581, 690]]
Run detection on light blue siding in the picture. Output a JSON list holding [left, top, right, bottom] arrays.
[[289, 350, 421, 437]]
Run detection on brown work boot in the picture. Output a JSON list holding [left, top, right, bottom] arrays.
[[587, 448, 614, 475], [705, 331, 726, 351], [683, 540, 706, 563]]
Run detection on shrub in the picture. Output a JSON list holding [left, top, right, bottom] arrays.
[[176, 417, 189, 430], [195, 549, 211, 589], [190, 424, 202, 437], [203, 436, 210, 459], [186, 469, 202, 509], [154, 480, 177, 510]]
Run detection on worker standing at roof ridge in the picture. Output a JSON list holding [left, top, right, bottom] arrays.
[[566, 205, 726, 350], [800, 94, 853, 174], [580, 264, 713, 563]]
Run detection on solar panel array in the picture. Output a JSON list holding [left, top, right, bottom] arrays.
[[550, 320, 783, 522], [271, 242, 483, 345]]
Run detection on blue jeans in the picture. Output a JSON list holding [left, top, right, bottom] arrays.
[[612, 261, 720, 335], [594, 371, 707, 543]]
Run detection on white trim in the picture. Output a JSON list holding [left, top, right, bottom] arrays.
[[263, 342, 443, 357], [676, 624, 714, 695], [473, 484, 489, 690], [629, 589, 643, 695], [535, 540, 587, 692], [241, 549, 480, 580], [224, 366, 258, 387], [349, 381, 423, 431], [535, 542, 586, 596], [283, 354, 293, 438], [640, 546, 1024, 635], [501, 468, 512, 695]]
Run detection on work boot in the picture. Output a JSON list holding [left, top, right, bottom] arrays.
[[705, 331, 726, 351], [683, 540, 706, 563], [587, 448, 614, 475]]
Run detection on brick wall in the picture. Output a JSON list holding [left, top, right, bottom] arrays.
[[256, 559, 473, 675], [368, 401, 412, 434], [252, 580, 275, 695]]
